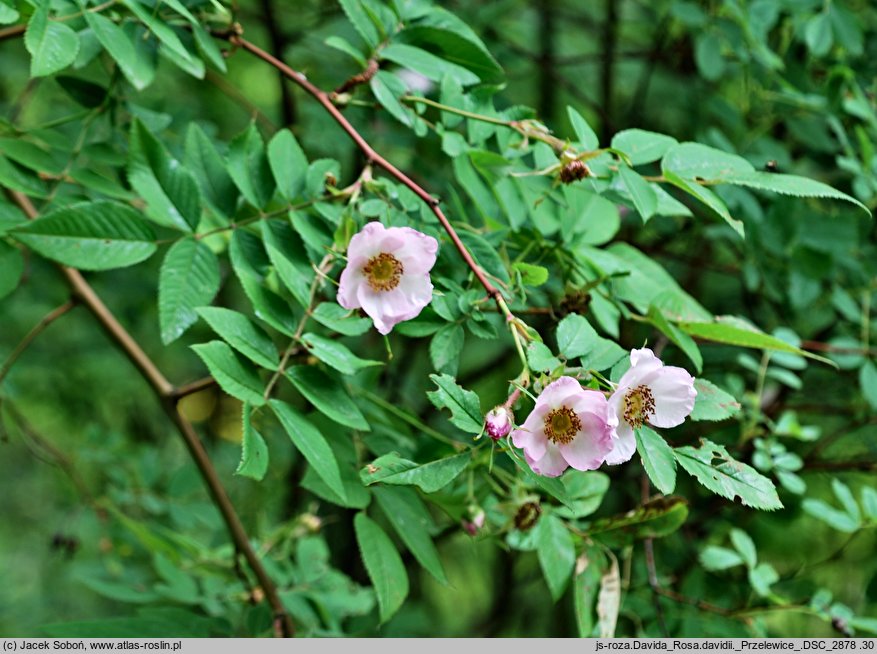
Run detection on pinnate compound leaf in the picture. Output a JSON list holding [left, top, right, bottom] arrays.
[[191, 341, 266, 406], [690, 379, 741, 421], [360, 452, 471, 493], [85, 12, 154, 90], [354, 512, 408, 624], [25, 5, 79, 77], [12, 201, 156, 270], [236, 404, 268, 481], [158, 238, 220, 344], [536, 513, 576, 601], [197, 307, 278, 369], [129, 120, 201, 232], [270, 399, 346, 501], [427, 373, 482, 434], [675, 439, 782, 511], [285, 365, 369, 431], [373, 486, 447, 584], [635, 427, 677, 495]]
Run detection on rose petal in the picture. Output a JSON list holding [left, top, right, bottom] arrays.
[[538, 376, 584, 409], [387, 227, 438, 275], [616, 347, 665, 391], [646, 366, 697, 428], [346, 221, 386, 261], [604, 420, 636, 465], [511, 406, 549, 461], [336, 264, 365, 310], [558, 412, 613, 471], [525, 442, 569, 477]]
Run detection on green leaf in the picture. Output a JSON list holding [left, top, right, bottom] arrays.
[[324, 35, 368, 67], [12, 201, 156, 271], [158, 238, 220, 344], [122, 0, 204, 78], [0, 1, 18, 24], [805, 11, 833, 56], [729, 529, 757, 569], [430, 323, 464, 375], [0, 240, 24, 300], [229, 230, 298, 337], [86, 12, 154, 90], [663, 169, 742, 236], [197, 307, 279, 369], [270, 399, 346, 501], [647, 305, 703, 373], [267, 130, 308, 201], [674, 439, 783, 511], [300, 333, 382, 375], [862, 487, 877, 521], [690, 379, 741, 422], [360, 452, 471, 493], [536, 513, 576, 601], [129, 120, 202, 232], [567, 106, 598, 149], [748, 563, 779, 598], [380, 43, 479, 85], [513, 262, 549, 286], [662, 142, 754, 180], [353, 512, 408, 623], [236, 404, 269, 481], [426, 373, 482, 434], [722, 171, 869, 215], [228, 123, 275, 209], [574, 552, 603, 637], [184, 123, 238, 219], [699, 545, 744, 571], [635, 427, 677, 495], [858, 360, 877, 410], [373, 486, 447, 584], [802, 498, 860, 532], [285, 365, 369, 431], [338, 0, 380, 48], [618, 165, 657, 223], [555, 473, 610, 519], [679, 317, 829, 363], [589, 496, 689, 543], [25, 5, 79, 77], [191, 341, 266, 406], [260, 220, 313, 310], [370, 71, 416, 128], [311, 302, 372, 336], [556, 313, 597, 359], [610, 129, 678, 166], [527, 342, 561, 372], [832, 479, 861, 523], [396, 25, 504, 85]]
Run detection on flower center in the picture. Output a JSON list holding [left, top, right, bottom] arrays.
[[543, 406, 581, 445], [363, 252, 403, 292], [623, 385, 656, 429]]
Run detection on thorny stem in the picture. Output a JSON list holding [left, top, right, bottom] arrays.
[[226, 35, 508, 313], [0, 299, 76, 387], [3, 188, 295, 638]]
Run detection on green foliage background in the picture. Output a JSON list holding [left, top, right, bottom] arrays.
[[0, 0, 876, 638]]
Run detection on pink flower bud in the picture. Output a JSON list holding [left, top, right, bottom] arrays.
[[462, 506, 486, 536], [485, 405, 513, 440]]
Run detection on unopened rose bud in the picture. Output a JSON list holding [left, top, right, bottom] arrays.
[[485, 405, 513, 440], [462, 506, 486, 536]]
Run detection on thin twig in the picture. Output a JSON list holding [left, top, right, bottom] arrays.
[[0, 299, 76, 386], [171, 376, 218, 400]]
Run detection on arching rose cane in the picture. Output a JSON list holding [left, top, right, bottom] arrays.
[[511, 376, 616, 477], [337, 222, 439, 335], [605, 348, 697, 465]]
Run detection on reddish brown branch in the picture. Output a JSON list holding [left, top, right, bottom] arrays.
[[0, 299, 76, 386], [171, 376, 219, 400], [227, 34, 505, 308], [333, 58, 379, 96], [0, 24, 25, 42], [3, 188, 294, 638]]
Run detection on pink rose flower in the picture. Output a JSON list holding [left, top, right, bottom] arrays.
[[485, 405, 514, 440], [605, 348, 697, 465], [337, 222, 438, 335], [511, 376, 616, 477]]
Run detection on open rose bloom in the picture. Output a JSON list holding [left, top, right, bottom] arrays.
[[511, 376, 616, 477], [337, 222, 438, 335], [605, 348, 697, 465]]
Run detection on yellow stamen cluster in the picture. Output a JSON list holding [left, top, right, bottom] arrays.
[[363, 252, 403, 292], [623, 385, 655, 429], [544, 406, 581, 445]]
